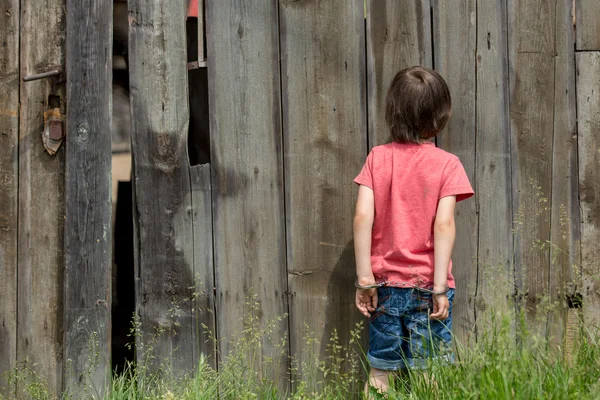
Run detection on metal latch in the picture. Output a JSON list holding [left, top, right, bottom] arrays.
[[23, 65, 63, 82], [187, 61, 207, 70], [43, 108, 64, 155]]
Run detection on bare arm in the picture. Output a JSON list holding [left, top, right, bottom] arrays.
[[354, 185, 375, 285], [433, 195, 456, 290], [353, 185, 377, 318], [430, 195, 456, 320]]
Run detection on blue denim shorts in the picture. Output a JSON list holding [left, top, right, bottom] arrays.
[[367, 286, 455, 371]]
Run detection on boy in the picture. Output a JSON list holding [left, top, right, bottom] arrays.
[[353, 66, 474, 394]]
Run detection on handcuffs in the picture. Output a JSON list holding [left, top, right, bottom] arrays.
[[355, 280, 450, 295]]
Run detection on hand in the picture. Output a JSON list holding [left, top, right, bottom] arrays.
[[356, 288, 378, 318], [430, 293, 449, 320]]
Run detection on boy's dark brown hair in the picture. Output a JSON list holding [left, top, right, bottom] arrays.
[[385, 66, 452, 143]]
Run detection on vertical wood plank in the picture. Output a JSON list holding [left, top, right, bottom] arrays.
[[129, 0, 199, 373], [64, 0, 112, 395], [576, 52, 600, 333], [280, 0, 367, 379], [197, 0, 205, 62], [17, 0, 66, 396], [576, 0, 600, 51], [190, 164, 216, 368], [0, 0, 19, 394], [474, 0, 513, 330], [548, 0, 580, 346], [432, 0, 478, 343], [507, 0, 556, 334], [367, 0, 432, 148], [206, 0, 288, 389]]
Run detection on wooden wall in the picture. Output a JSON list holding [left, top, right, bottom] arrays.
[[1, 0, 600, 397], [1, 0, 67, 397], [63, 0, 113, 396]]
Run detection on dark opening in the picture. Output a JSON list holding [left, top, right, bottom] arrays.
[[567, 292, 583, 309], [111, 0, 135, 374], [186, 8, 211, 166], [111, 181, 135, 372], [48, 94, 61, 109]]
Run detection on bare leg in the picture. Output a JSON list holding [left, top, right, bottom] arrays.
[[365, 367, 391, 398]]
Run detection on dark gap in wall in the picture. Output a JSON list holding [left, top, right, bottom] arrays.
[[111, 180, 135, 373], [186, 16, 211, 166], [430, 3, 436, 70], [567, 292, 582, 309], [275, 0, 292, 382], [473, 0, 480, 342], [111, 0, 134, 374], [364, 17, 370, 151], [48, 94, 61, 109], [430, 3, 437, 148]]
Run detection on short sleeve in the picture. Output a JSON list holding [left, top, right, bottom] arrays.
[[354, 150, 374, 189], [439, 157, 474, 202]]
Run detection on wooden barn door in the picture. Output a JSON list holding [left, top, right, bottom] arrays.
[[1, 0, 68, 397], [128, 0, 216, 375]]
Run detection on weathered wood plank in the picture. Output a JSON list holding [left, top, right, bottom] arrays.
[[190, 164, 216, 368], [64, 0, 112, 395], [280, 0, 367, 381], [577, 52, 600, 333], [576, 0, 600, 50], [474, 0, 513, 333], [129, 0, 198, 373], [206, 0, 287, 388], [197, 0, 205, 63], [17, 0, 66, 396], [507, 0, 555, 334], [432, 0, 478, 343], [548, 0, 580, 347], [367, 0, 432, 148], [0, 0, 19, 395]]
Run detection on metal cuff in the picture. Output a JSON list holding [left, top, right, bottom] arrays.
[[354, 280, 450, 295], [415, 285, 450, 295], [354, 281, 385, 290]]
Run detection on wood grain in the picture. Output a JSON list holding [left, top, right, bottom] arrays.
[[63, 0, 112, 395], [576, 0, 600, 50], [576, 52, 600, 333], [548, 0, 580, 347], [280, 0, 367, 382], [507, 0, 555, 334], [474, 0, 514, 333], [190, 164, 216, 367], [128, 0, 199, 373], [206, 0, 288, 389], [197, 0, 205, 62], [432, 0, 478, 343], [0, 0, 19, 395], [367, 0, 432, 148], [17, 0, 66, 396]]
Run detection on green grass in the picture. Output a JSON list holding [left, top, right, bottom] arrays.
[[385, 313, 600, 400], [4, 304, 600, 400]]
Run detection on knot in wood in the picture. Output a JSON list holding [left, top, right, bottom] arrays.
[[153, 132, 178, 173], [76, 123, 90, 142]]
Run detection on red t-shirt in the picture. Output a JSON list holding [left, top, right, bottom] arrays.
[[354, 142, 474, 289], [188, 0, 198, 17]]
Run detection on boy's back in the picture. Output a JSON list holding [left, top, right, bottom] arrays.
[[354, 142, 472, 289], [353, 66, 475, 395]]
